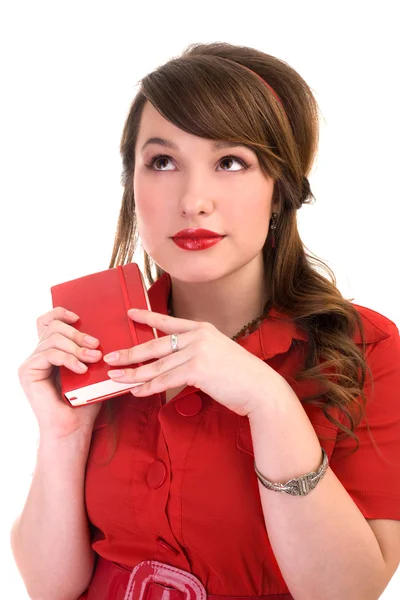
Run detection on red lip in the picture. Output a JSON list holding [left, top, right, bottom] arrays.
[[172, 228, 224, 239], [172, 237, 224, 251]]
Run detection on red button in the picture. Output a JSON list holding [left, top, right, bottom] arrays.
[[175, 395, 203, 416], [156, 537, 179, 556], [146, 460, 167, 488]]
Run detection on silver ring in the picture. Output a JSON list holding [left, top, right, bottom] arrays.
[[171, 333, 179, 352]]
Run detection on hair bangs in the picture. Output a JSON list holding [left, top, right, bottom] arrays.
[[140, 56, 280, 171]]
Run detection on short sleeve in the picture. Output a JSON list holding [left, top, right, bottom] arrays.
[[329, 320, 400, 519]]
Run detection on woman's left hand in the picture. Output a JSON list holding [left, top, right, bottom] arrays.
[[103, 308, 282, 417]]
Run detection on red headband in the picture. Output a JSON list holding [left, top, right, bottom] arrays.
[[241, 65, 285, 111]]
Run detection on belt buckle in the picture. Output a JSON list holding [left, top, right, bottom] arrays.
[[123, 560, 207, 600]]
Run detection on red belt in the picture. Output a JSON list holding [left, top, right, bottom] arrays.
[[84, 555, 293, 600]]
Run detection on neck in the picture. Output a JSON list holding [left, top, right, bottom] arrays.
[[167, 257, 269, 340]]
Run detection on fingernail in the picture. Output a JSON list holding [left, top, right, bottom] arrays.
[[108, 369, 124, 377], [84, 335, 99, 345], [85, 349, 101, 357], [104, 352, 120, 362]]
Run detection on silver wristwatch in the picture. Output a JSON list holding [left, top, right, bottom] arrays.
[[254, 447, 328, 496]]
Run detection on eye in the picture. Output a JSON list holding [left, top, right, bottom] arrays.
[[144, 154, 250, 172], [145, 154, 175, 171], [217, 155, 249, 171]]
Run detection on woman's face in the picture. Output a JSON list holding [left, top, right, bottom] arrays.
[[133, 101, 277, 283]]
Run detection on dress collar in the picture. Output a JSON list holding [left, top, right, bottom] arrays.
[[147, 271, 389, 360]]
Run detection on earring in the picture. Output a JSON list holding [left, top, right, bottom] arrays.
[[270, 212, 278, 248]]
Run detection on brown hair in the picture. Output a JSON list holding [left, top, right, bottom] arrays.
[[100, 42, 377, 464]]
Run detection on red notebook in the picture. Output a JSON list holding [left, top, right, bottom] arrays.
[[50, 263, 158, 407]]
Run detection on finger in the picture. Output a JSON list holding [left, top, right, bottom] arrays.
[[35, 332, 103, 365], [37, 318, 100, 352], [128, 308, 210, 334], [108, 343, 192, 384], [104, 329, 195, 366], [130, 362, 195, 397], [19, 348, 89, 385], [37, 306, 80, 339]]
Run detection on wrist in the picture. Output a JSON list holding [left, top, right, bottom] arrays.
[[247, 370, 297, 422], [38, 427, 93, 458]]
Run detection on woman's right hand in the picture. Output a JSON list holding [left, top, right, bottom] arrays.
[[18, 307, 105, 440]]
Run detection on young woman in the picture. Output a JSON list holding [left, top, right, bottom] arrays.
[[12, 42, 400, 600]]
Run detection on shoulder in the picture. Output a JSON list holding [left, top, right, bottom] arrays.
[[350, 303, 399, 345]]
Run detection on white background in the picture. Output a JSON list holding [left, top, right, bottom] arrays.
[[1, 1, 399, 597]]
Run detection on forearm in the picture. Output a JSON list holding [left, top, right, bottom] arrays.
[[10, 432, 95, 600], [248, 372, 387, 600]]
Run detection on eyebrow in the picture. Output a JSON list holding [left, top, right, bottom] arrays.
[[140, 137, 250, 153]]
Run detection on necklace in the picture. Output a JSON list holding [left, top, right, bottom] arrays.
[[167, 293, 272, 342]]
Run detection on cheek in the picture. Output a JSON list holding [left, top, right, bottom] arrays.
[[229, 196, 270, 229], [134, 197, 169, 257], [135, 200, 161, 245], [232, 199, 271, 249], [134, 178, 162, 227]]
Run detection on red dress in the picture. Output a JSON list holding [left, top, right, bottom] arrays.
[[78, 272, 400, 598]]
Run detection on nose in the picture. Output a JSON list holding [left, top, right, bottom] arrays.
[[178, 172, 214, 217]]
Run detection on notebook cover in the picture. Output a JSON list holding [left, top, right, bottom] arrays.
[[50, 263, 158, 407]]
